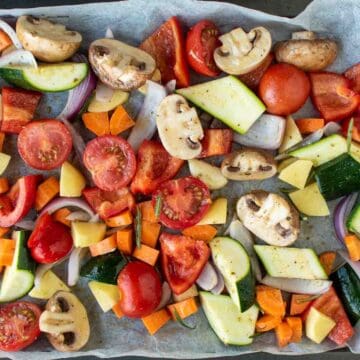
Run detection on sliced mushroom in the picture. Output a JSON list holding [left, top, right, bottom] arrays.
[[16, 16, 82, 62], [89, 38, 156, 91], [274, 31, 337, 71], [214, 27, 272, 75], [39, 291, 90, 352], [156, 94, 204, 159], [221, 148, 277, 181], [236, 191, 300, 246]]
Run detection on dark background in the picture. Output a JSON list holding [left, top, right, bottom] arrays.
[[0, 0, 356, 360]]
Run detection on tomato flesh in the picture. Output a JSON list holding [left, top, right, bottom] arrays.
[[0, 301, 41, 351], [153, 176, 211, 230], [83, 135, 136, 191], [309, 72, 360, 122], [18, 119, 72, 170], [117, 261, 162, 318], [199, 129, 233, 158], [344, 62, 360, 93], [130, 140, 184, 195], [160, 232, 210, 294], [259, 63, 310, 116], [28, 212, 73, 264], [140, 16, 189, 88], [83, 186, 135, 219], [186, 19, 221, 77]]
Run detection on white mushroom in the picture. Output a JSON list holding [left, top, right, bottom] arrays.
[[214, 27, 272, 75], [221, 148, 277, 181], [39, 291, 90, 352], [16, 16, 82, 62], [274, 31, 337, 71], [89, 38, 156, 91], [156, 94, 204, 160], [236, 191, 300, 246]]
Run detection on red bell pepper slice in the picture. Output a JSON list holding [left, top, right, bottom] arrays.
[[199, 129, 233, 158], [1, 87, 42, 134], [140, 16, 190, 88], [0, 175, 38, 227], [309, 72, 360, 123], [344, 62, 360, 93]]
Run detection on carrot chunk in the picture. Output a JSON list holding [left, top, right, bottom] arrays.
[[255, 314, 282, 333], [142, 309, 171, 335], [105, 210, 133, 227], [286, 316, 303, 343], [296, 118, 325, 134], [256, 285, 285, 317], [53, 208, 71, 227], [0, 178, 9, 194], [110, 106, 135, 135], [344, 234, 360, 261], [132, 244, 159, 266], [182, 224, 217, 242], [116, 228, 133, 255], [35, 177, 60, 211], [0, 30, 12, 52], [141, 220, 161, 248], [290, 294, 314, 316], [89, 234, 116, 257], [0, 238, 15, 266], [167, 297, 198, 320], [112, 301, 124, 319], [0, 227, 9, 237], [275, 321, 293, 348], [0, 132, 5, 152], [82, 112, 110, 136], [319, 251, 336, 276], [138, 201, 157, 223]]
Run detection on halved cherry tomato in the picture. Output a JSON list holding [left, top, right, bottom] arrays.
[[1, 87, 42, 134], [152, 176, 211, 230], [186, 19, 221, 77], [0, 175, 37, 227], [309, 72, 360, 122], [259, 63, 310, 116], [82, 186, 135, 219], [0, 301, 41, 351], [83, 135, 136, 192], [140, 16, 190, 88], [160, 232, 210, 294], [17, 119, 72, 170], [117, 261, 162, 318], [238, 53, 274, 90], [306, 287, 354, 345], [344, 62, 360, 93], [28, 212, 73, 264], [342, 115, 360, 142], [130, 140, 184, 195]]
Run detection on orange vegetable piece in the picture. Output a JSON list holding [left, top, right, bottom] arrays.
[[105, 210, 133, 227], [132, 244, 159, 266], [167, 297, 198, 320], [256, 285, 285, 317], [116, 228, 133, 255], [296, 118, 325, 134], [275, 321, 293, 348], [0, 30, 12, 52], [290, 294, 314, 316], [0, 132, 5, 152], [138, 201, 157, 223], [286, 316, 303, 343], [255, 314, 282, 333], [110, 105, 135, 135], [0, 238, 15, 266], [0, 178, 9, 194], [53, 208, 71, 227], [0, 227, 9, 237], [82, 112, 110, 136], [142, 309, 171, 335], [319, 251, 336, 276], [141, 220, 161, 248], [182, 224, 217, 242], [112, 301, 124, 319], [89, 234, 117, 257], [35, 176, 60, 211], [344, 234, 360, 261]]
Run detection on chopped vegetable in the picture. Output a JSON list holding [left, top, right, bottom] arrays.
[[89, 234, 117, 257], [290, 294, 314, 316], [305, 307, 336, 344], [105, 210, 133, 228], [344, 234, 360, 261], [0, 29, 12, 52], [132, 244, 159, 266], [0, 238, 15, 266], [134, 206, 142, 248], [141, 220, 161, 248], [255, 314, 282, 333], [0, 178, 9, 194], [60, 162, 86, 197], [256, 285, 285, 317], [197, 198, 227, 225], [88, 280, 120, 312], [296, 118, 325, 134], [199, 129, 233, 158], [139, 201, 157, 223], [0, 132, 5, 152], [116, 229, 133, 255], [318, 251, 336, 276], [275, 321, 293, 348], [286, 317, 303, 343], [167, 297, 198, 320], [109, 105, 135, 135], [112, 301, 124, 319], [34, 177, 60, 211], [142, 309, 171, 335], [182, 225, 217, 242], [82, 111, 109, 136], [71, 221, 106, 248]]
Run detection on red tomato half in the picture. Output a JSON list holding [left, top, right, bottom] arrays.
[[0, 301, 41, 351], [28, 213, 73, 264], [186, 19, 221, 77], [259, 63, 310, 116], [18, 119, 72, 170], [117, 261, 162, 318], [83, 135, 136, 191], [160, 232, 210, 294], [130, 140, 184, 195], [152, 176, 211, 230], [309, 72, 360, 122], [82, 186, 135, 219], [140, 16, 190, 88], [0, 175, 37, 228]]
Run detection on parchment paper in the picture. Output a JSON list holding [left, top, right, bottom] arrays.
[[0, 0, 359, 358]]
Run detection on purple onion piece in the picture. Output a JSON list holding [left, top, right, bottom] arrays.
[[155, 282, 172, 311], [210, 265, 225, 295], [196, 262, 218, 291]]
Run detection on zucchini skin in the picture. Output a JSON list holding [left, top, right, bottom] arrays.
[[0, 68, 34, 90], [331, 263, 360, 325], [16, 231, 35, 273], [315, 153, 360, 200], [236, 270, 255, 312], [80, 252, 126, 284]]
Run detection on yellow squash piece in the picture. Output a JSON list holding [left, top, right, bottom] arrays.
[[60, 161, 86, 197], [279, 159, 313, 189], [197, 198, 227, 225], [306, 307, 336, 344], [279, 116, 302, 153], [0, 152, 11, 175], [88, 89, 129, 112], [88, 280, 120, 312], [71, 221, 106, 247]]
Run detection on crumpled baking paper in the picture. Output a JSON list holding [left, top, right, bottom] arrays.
[[0, 0, 359, 358]]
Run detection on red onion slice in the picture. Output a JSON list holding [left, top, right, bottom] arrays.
[[34, 255, 69, 287], [324, 122, 341, 136], [68, 247, 88, 286], [196, 262, 218, 291], [14, 219, 35, 230], [210, 265, 225, 295], [0, 49, 37, 68], [66, 211, 91, 222], [155, 282, 172, 311], [333, 193, 358, 246], [339, 250, 360, 279], [0, 20, 22, 49]]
